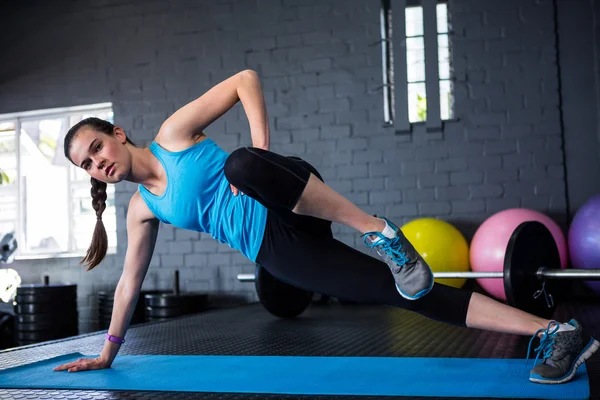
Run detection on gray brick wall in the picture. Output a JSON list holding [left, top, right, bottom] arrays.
[[0, 0, 567, 333]]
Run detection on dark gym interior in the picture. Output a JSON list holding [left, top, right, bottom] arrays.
[[1, 0, 600, 399]]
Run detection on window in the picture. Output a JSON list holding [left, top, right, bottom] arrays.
[[381, 0, 454, 131], [0, 103, 117, 258]]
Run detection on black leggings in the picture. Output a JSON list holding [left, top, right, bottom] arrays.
[[224, 147, 473, 326]]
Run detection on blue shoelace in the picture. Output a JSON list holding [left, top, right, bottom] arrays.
[[526, 321, 560, 367], [362, 232, 411, 270]]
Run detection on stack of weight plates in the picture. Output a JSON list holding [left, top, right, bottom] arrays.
[[98, 290, 171, 329], [13, 284, 78, 346], [144, 292, 209, 322]]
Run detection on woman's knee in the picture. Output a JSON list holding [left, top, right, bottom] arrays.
[[224, 147, 254, 186]]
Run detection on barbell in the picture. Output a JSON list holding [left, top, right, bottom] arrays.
[[238, 221, 600, 319], [239, 269, 600, 281]]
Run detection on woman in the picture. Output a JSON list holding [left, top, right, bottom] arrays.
[[54, 70, 597, 384]]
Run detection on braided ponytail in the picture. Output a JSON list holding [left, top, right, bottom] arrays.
[[64, 117, 137, 270], [81, 177, 108, 270]]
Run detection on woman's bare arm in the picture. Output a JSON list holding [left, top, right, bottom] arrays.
[[54, 192, 159, 372], [158, 69, 270, 150]]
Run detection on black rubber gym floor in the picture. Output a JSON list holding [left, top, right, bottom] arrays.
[[1, 300, 599, 400]]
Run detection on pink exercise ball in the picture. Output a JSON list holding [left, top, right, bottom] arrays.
[[470, 208, 568, 301]]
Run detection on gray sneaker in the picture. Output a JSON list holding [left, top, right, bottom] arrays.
[[528, 319, 599, 384], [363, 217, 434, 300]]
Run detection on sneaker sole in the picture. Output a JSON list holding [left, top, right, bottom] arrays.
[[395, 270, 434, 300], [529, 337, 600, 384]]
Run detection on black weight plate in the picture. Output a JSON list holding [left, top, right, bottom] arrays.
[[145, 306, 188, 318], [15, 292, 77, 304], [16, 320, 78, 332], [98, 311, 113, 319], [142, 290, 174, 296], [504, 221, 559, 319], [17, 284, 77, 295], [15, 311, 78, 324], [99, 306, 114, 314], [255, 264, 313, 319], [131, 315, 145, 324], [15, 303, 77, 315], [99, 305, 114, 314], [0, 312, 15, 350], [144, 293, 209, 308]]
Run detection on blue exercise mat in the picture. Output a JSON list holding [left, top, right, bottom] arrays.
[[0, 352, 589, 399]]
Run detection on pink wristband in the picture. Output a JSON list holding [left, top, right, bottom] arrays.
[[106, 333, 125, 344]]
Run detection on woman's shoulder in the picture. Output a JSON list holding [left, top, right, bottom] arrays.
[[154, 130, 208, 153]]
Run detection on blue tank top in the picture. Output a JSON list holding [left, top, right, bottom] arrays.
[[138, 138, 268, 262]]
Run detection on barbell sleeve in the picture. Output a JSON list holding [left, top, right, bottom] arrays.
[[537, 267, 600, 280]]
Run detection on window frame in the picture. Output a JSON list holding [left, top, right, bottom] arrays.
[[381, 0, 457, 135]]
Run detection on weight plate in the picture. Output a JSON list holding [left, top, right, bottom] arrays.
[[17, 329, 77, 342], [0, 312, 15, 350], [144, 306, 188, 318], [15, 292, 77, 304], [15, 303, 77, 315], [17, 284, 77, 295], [504, 221, 559, 319], [16, 321, 78, 332], [144, 293, 209, 308], [15, 311, 78, 324], [142, 290, 173, 296], [99, 305, 114, 314], [255, 264, 313, 319]]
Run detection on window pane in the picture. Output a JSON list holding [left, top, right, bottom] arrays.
[[438, 34, 449, 55], [0, 122, 17, 184], [20, 119, 70, 253], [405, 6, 423, 37], [406, 37, 426, 83], [438, 34, 450, 80], [440, 79, 454, 120], [439, 62, 450, 80], [71, 184, 117, 251], [437, 3, 448, 34], [0, 121, 18, 236], [408, 82, 427, 123]]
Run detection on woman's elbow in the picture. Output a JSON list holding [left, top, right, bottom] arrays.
[[240, 69, 259, 80]]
